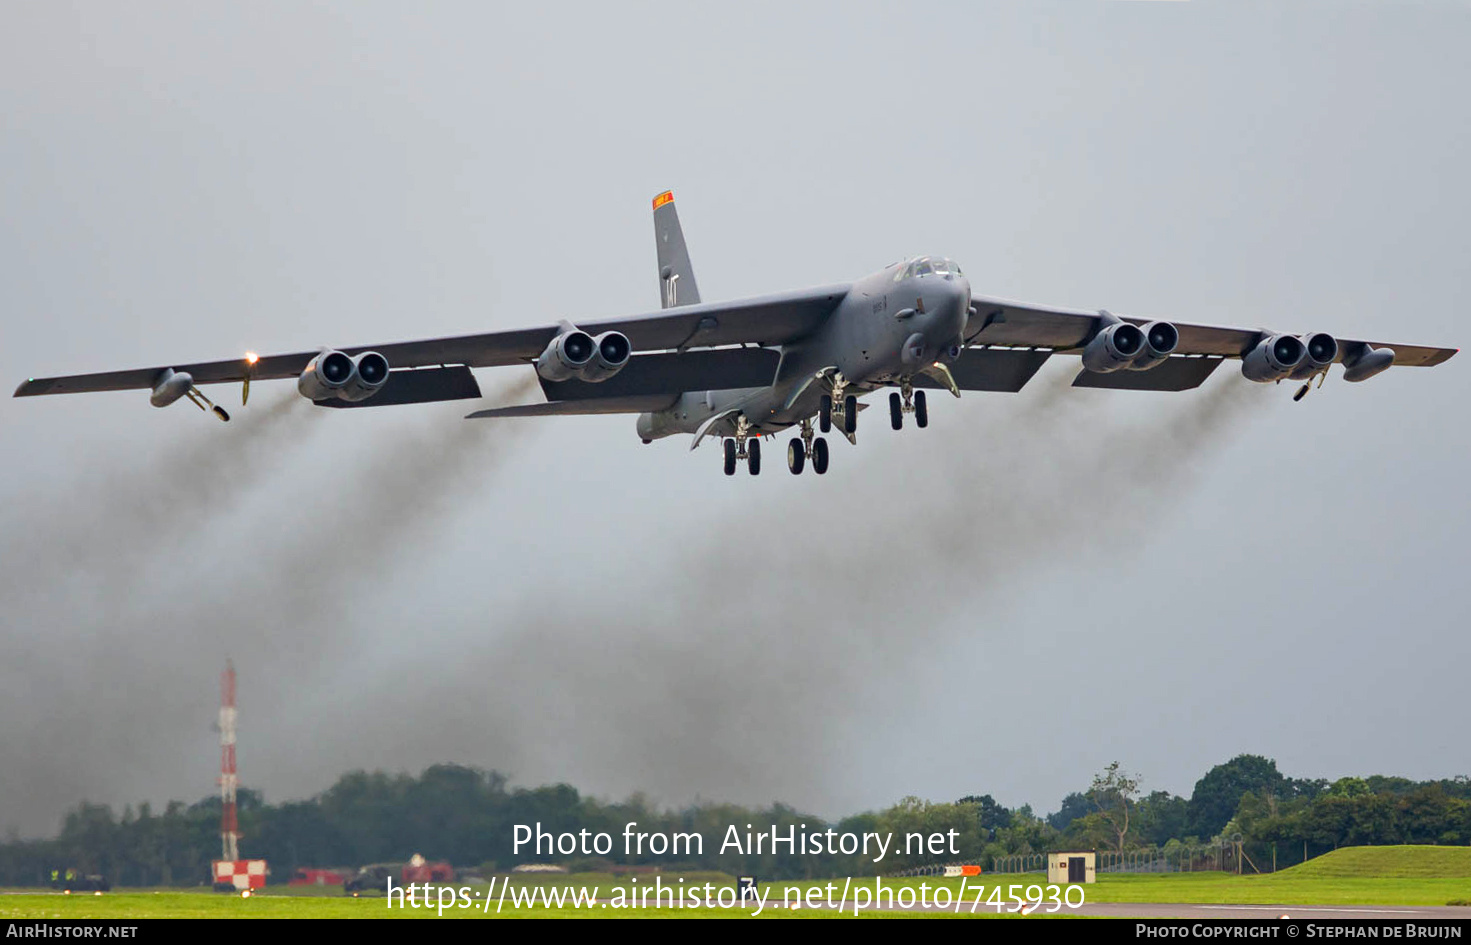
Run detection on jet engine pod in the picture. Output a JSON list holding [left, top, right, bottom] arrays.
[[536, 329, 597, 382], [580, 331, 632, 383], [1241, 334, 1306, 382], [338, 351, 390, 402], [1342, 344, 1396, 383], [1129, 321, 1179, 371], [1081, 321, 1145, 373], [1287, 332, 1338, 380], [298, 350, 357, 401]]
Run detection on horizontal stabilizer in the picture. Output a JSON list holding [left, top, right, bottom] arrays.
[[314, 365, 482, 408], [913, 347, 1053, 393], [540, 347, 780, 401], [466, 395, 677, 419], [1072, 356, 1224, 391]]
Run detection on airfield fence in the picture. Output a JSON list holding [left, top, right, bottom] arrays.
[[1096, 849, 1212, 873], [990, 854, 1047, 874], [902, 841, 1342, 878], [990, 844, 1295, 875]]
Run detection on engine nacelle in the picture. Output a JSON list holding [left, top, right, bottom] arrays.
[[337, 351, 390, 402], [1129, 321, 1179, 371], [580, 331, 632, 383], [298, 350, 357, 401], [1241, 334, 1306, 383], [1288, 332, 1338, 380], [150, 369, 194, 407], [535, 329, 597, 382], [1081, 321, 1145, 373], [1342, 344, 1396, 383]]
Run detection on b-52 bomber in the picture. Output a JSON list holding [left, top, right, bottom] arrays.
[[15, 191, 1457, 476]]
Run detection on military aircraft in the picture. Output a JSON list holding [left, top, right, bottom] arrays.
[[14, 191, 1457, 476]]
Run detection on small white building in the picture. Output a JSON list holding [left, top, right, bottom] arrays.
[[1047, 851, 1096, 884]]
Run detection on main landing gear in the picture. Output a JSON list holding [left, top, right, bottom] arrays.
[[722, 415, 762, 476], [889, 379, 928, 430], [787, 417, 829, 475], [818, 375, 858, 440]]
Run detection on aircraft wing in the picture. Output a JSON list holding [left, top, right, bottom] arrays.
[[964, 294, 1457, 368], [466, 395, 679, 419], [13, 284, 851, 398]]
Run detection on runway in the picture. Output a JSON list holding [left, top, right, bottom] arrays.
[[780, 899, 1471, 919], [1031, 902, 1471, 920]]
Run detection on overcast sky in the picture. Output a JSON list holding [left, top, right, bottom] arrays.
[[2, 1, 1467, 839]]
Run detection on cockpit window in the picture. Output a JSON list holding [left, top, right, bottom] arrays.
[[895, 256, 962, 280]]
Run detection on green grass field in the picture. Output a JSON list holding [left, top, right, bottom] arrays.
[[3, 846, 1468, 918], [1285, 845, 1471, 878]]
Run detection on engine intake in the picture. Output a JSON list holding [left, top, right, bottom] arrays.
[[1081, 320, 1145, 373], [537, 328, 631, 383], [1288, 332, 1338, 380], [298, 350, 356, 401], [1129, 321, 1179, 371], [339, 351, 390, 402], [296, 350, 391, 403], [581, 331, 632, 382], [1241, 334, 1306, 383], [536, 330, 597, 382]]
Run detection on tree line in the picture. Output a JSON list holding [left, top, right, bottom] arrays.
[[0, 755, 1466, 886]]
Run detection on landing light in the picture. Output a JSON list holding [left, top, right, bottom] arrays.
[[243, 352, 259, 405]]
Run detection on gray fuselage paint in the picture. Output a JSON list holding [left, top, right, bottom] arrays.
[[637, 262, 970, 441]]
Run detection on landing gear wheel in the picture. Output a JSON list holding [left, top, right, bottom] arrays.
[[787, 438, 805, 474], [723, 438, 737, 476], [819, 395, 832, 433], [914, 389, 929, 428], [812, 436, 830, 475], [843, 395, 858, 435], [890, 392, 903, 430], [747, 437, 761, 475]]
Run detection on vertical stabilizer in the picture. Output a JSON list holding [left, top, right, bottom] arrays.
[[652, 190, 701, 309]]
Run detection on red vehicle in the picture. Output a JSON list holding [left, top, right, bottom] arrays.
[[289, 867, 349, 887]]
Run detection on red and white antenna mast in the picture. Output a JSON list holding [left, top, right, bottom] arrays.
[[219, 659, 239, 862]]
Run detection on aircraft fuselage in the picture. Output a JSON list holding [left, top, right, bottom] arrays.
[[637, 260, 971, 441]]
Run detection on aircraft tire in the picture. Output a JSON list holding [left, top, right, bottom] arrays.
[[914, 389, 929, 428], [787, 438, 805, 474], [723, 438, 737, 476], [748, 437, 761, 475], [812, 437, 830, 475], [844, 395, 858, 435], [819, 395, 832, 433], [890, 392, 903, 430]]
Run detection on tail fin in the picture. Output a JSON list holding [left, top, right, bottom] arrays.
[[652, 190, 701, 309]]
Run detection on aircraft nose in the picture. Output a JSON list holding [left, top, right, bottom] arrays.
[[921, 278, 970, 337]]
